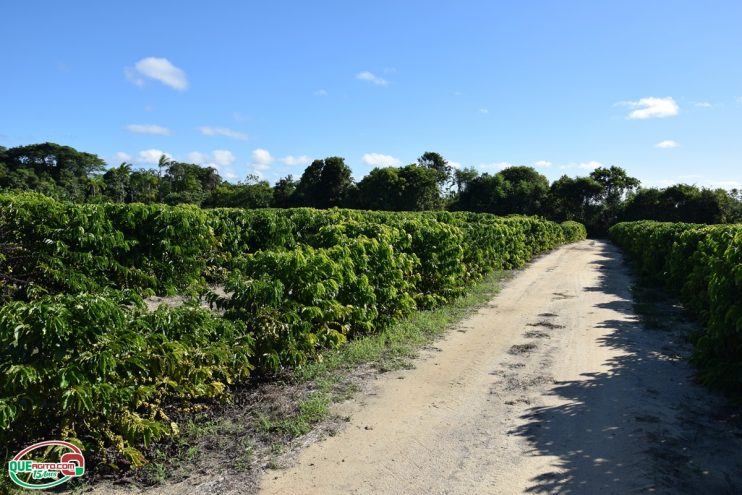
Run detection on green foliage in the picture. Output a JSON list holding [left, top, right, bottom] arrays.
[[0, 191, 586, 468], [0, 292, 253, 465], [0, 193, 215, 299], [610, 221, 742, 393], [560, 221, 588, 242]]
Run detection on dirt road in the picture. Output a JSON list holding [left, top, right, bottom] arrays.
[[260, 240, 741, 494]]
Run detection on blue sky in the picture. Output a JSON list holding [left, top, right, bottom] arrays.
[[2, 1, 741, 188]]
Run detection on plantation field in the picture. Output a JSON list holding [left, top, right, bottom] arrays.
[[0, 192, 586, 470]]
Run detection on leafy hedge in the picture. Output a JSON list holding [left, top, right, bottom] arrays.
[[0, 292, 253, 467], [0, 192, 586, 464], [0, 193, 215, 300], [610, 221, 742, 393]]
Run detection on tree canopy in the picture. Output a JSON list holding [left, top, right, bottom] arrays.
[[2, 142, 740, 232]]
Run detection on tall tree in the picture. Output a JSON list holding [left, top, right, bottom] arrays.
[[417, 151, 452, 188], [589, 166, 640, 230], [548, 175, 602, 222], [453, 166, 479, 195], [495, 166, 550, 215], [356, 167, 405, 210], [272, 175, 298, 207], [102, 162, 132, 203], [294, 157, 354, 208]]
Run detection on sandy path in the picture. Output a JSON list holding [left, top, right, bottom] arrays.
[[260, 240, 741, 495]]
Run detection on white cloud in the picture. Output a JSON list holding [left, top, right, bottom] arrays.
[[736, 96, 742, 104], [212, 150, 235, 167], [617, 97, 679, 119], [199, 126, 249, 141], [534, 160, 552, 168], [362, 153, 401, 167], [479, 162, 513, 171], [187, 149, 236, 169], [281, 155, 311, 166], [115, 151, 132, 162], [314, 89, 328, 96], [250, 148, 275, 171], [655, 140, 680, 149], [138, 149, 172, 165], [479, 108, 489, 114], [356, 71, 388, 86], [126, 57, 188, 90], [448, 161, 462, 170], [694, 102, 712, 108], [126, 124, 172, 136]]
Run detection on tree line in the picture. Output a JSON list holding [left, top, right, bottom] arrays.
[[1, 142, 740, 234]]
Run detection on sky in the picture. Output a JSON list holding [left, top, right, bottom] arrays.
[[1, 0, 741, 188]]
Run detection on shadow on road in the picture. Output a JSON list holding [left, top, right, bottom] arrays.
[[512, 242, 741, 494]]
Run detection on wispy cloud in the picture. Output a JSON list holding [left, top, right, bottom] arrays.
[[314, 89, 328, 96], [126, 124, 172, 136], [362, 153, 401, 167], [125, 57, 188, 90], [655, 140, 680, 149], [479, 108, 489, 114], [708, 180, 741, 189], [534, 160, 552, 168], [694, 102, 712, 108], [616, 97, 679, 119], [559, 160, 604, 171], [281, 155, 311, 166], [356, 71, 388, 86], [199, 126, 249, 141]]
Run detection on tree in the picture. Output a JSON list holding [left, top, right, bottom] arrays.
[[397, 164, 443, 211], [2, 143, 104, 201], [128, 169, 160, 203], [548, 175, 602, 222], [102, 163, 132, 203], [157, 154, 173, 179], [589, 165, 640, 207], [453, 167, 479, 195], [293, 157, 354, 208], [621, 184, 735, 224], [495, 166, 550, 215], [272, 175, 298, 208], [356, 167, 405, 210], [417, 151, 452, 188], [4, 142, 106, 179], [589, 166, 640, 231], [451, 173, 506, 213], [203, 181, 273, 209]]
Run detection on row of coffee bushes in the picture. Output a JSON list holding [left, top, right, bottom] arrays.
[[1, 193, 586, 302], [610, 221, 741, 393], [0, 193, 586, 464], [0, 291, 253, 467]]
